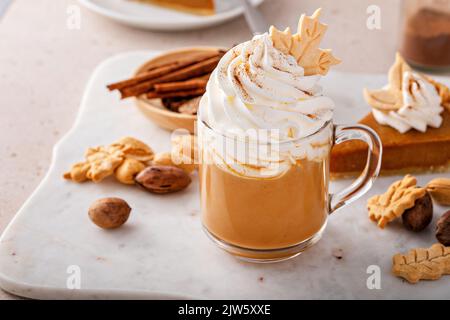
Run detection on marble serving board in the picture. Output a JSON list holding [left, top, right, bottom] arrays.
[[0, 51, 449, 300]]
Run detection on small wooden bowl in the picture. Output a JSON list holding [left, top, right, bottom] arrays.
[[135, 47, 221, 134]]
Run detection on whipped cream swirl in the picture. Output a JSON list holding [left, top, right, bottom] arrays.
[[373, 71, 444, 133], [198, 34, 334, 178], [200, 33, 334, 141]]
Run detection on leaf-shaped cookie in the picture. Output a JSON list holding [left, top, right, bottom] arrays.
[[269, 8, 340, 76], [64, 146, 124, 183], [392, 243, 450, 284], [291, 9, 327, 65], [364, 53, 411, 112], [112, 136, 154, 162], [269, 26, 292, 55], [64, 137, 153, 184], [367, 175, 427, 229], [363, 88, 400, 111]]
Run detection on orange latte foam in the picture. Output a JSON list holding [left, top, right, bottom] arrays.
[[200, 158, 329, 250]]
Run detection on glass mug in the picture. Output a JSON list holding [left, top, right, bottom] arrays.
[[198, 120, 382, 263]]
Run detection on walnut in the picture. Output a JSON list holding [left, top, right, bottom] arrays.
[[368, 175, 427, 228], [88, 198, 131, 229]]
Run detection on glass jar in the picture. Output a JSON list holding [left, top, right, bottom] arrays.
[[399, 0, 450, 70]]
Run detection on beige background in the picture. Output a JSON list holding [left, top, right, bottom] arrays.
[[0, 0, 442, 299]]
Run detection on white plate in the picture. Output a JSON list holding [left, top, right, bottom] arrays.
[[78, 0, 265, 31], [0, 51, 449, 299]]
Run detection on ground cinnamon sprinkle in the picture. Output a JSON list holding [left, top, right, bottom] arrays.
[[400, 8, 450, 68]]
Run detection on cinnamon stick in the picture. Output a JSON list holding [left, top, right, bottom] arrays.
[[120, 56, 220, 99], [154, 78, 208, 93], [146, 88, 206, 99], [107, 51, 223, 91], [107, 62, 181, 91]]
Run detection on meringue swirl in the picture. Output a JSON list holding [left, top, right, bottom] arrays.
[[372, 71, 444, 133]]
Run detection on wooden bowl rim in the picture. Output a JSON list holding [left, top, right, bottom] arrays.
[[134, 46, 226, 121]]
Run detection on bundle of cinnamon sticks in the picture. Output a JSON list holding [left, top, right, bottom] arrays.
[[107, 50, 225, 114]]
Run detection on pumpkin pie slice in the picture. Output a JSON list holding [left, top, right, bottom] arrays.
[[331, 53, 450, 178], [331, 110, 450, 178], [136, 0, 215, 15]]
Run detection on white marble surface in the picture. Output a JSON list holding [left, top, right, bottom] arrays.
[[0, 52, 449, 300]]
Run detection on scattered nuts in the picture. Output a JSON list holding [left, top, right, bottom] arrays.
[[135, 165, 191, 194], [436, 210, 450, 246], [402, 192, 433, 232], [115, 158, 147, 185], [153, 152, 195, 174], [427, 178, 450, 206], [88, 198, 131, 229]]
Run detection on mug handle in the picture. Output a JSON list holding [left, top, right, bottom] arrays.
[[329, 124, 382, 214]]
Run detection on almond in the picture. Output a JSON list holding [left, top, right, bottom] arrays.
[[135, 165, 191, 194], [426, 178, 450, 206]]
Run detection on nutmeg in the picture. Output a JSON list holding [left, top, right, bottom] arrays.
[[88, 197, 131, 229], [402, 192, 433, 232], [436, 210, 450, 246], [135, 165, 191, 194]]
